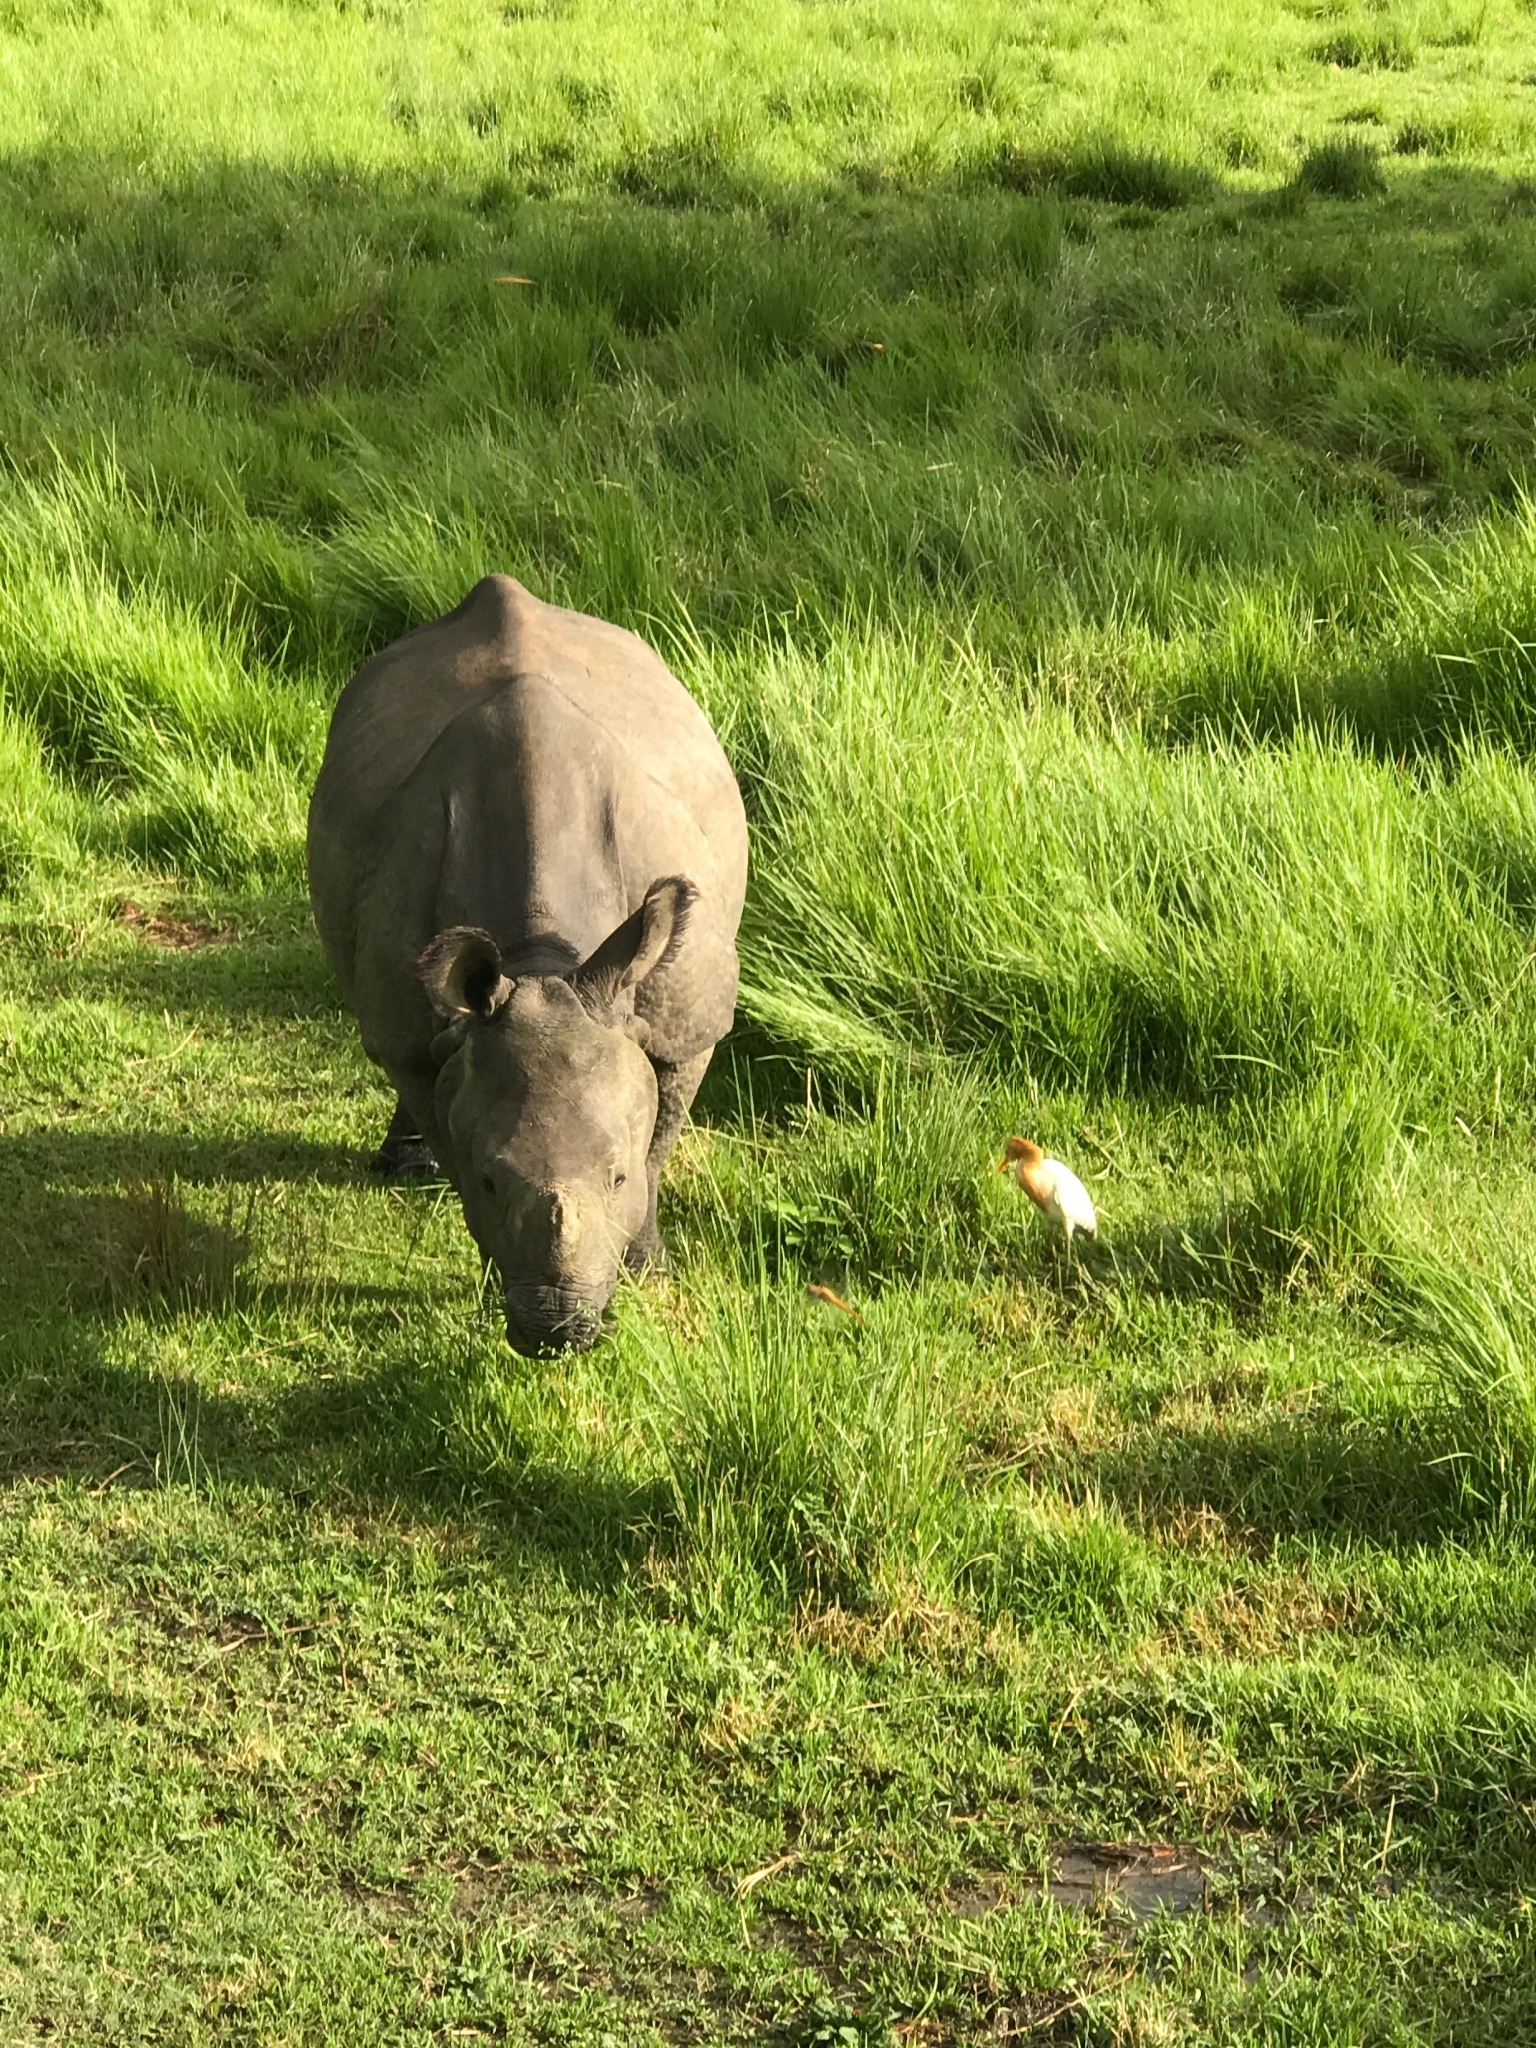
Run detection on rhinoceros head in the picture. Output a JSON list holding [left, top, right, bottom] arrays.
[[419, 877, 695, 1356]]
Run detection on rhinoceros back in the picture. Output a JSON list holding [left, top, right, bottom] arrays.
[[308, 576, 747, 1082]]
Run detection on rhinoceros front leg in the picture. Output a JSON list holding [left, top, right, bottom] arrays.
[[370, 1097, 443, 1180], [626, 1048, 713, 1273]]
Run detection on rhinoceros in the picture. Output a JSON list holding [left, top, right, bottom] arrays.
[[308, 574, 748, 1355]]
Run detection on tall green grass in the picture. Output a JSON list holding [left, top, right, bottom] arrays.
[[708, 629, 1536, 1106], [0, 0, 1535, 1555], [1244, 1064, 1400, 1275], [637, 1281, 959, 1605], [1396, 1247, 1536, 1518], [0, 2, 1533, 761], [10, 8, 1536, 2027]]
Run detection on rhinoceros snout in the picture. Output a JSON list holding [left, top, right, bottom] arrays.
[[504, 1284, 604, 1357]]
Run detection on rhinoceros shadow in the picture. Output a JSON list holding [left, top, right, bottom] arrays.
[[0, 1132, 1471, 1567], [0, 1316, 646, 1587], [0, 1125, 648, 1583]]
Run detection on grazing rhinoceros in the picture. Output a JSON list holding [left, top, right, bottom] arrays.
[[308, 574, 748, 1356]]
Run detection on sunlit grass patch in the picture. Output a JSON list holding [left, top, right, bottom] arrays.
[[4, 0, 1536, 2035], [959, 1494, 1163, 1639], [1243, 1065, 1402, 1279], [635, 1280, 961, 1605]]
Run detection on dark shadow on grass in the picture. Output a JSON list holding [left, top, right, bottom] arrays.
[[689, 1030, 821, 1130], [0, 1127, 658, 1587], [86, 922, 342, 1023], [0, 1128, 447, 1334], [1087, 1404, 1458, 1547], [1093, 1212, 1279, 1307], [0, 1137, 1485, 1573], [994, 136, 1216, 210], [1002, 1224, 1462, 1543], [962, 1212, 1463, 1543], [0, 1125, 371, 1196], [0, 1314, 652, 1591], [0, 1175, 461, 1350], [1006, 1205, 1306, 1320]]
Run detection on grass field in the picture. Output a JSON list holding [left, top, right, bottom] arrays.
[[7, 0, 1536, 2038]]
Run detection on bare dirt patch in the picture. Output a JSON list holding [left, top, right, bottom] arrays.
[[946, 1848, 1212, 1923], [944, 1871, 1011, 1919], [111, 897, 235, 949], [1050, 1840, 1211, 1917]]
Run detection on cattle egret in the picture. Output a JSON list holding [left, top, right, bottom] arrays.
[[998, 1137, 1098, 1251], [806, 1282, 864, 1324]]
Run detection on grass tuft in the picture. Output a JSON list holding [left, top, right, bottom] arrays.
[[636, 1279, 958, 1605], [1395, 1248, 1536, 1520], [1244, 1067, 1399, 1279], [996, 138, 1214, 209], [961, 1498, 1158, 1639], [1292, 137, 1388, 199], [98, 1177, 252, 1313], [786, 2000, 895, 2048], [1314, 26, 1417, 71], [1394, 119, 1456, 156]]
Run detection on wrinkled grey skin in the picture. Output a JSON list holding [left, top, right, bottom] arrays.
[[308, 575, 748, 1355]]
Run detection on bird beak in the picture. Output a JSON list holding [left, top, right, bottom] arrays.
[[995, 1156, 1009, 1174]]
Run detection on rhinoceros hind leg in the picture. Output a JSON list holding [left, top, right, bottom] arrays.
[[626, 1048, 713, 1274], [370, 1098, 443, 1180]]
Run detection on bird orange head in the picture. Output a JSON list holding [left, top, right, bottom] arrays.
[[998, 1136, 1044, 1173]]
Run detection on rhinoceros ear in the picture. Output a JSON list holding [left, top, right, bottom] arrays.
[[571, 876, 697, 1020], [418, 927, 515, 1020]]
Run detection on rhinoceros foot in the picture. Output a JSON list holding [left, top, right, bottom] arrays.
[[370, 1099, 444, 1181], [623, 1228, 669, 1277]]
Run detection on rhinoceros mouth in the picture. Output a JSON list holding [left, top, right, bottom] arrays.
[[503, 1283, 604, 1357]]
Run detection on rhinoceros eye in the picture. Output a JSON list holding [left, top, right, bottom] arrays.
[[613, 1172, 626, 1188]]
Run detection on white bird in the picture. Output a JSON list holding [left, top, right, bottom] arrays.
[[998, 1136, 1098, 1251]]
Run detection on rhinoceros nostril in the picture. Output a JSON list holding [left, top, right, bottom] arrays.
[[503, 1282, 603, 1357], [505, 1314, 599, 1357]]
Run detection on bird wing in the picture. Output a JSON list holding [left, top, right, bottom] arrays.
[[1046, 1161, 1098, 1235]]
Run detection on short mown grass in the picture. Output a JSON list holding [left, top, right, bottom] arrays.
[[6, 0, 1536, 2040]]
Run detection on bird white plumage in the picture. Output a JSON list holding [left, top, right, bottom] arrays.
[[998, 1137, 1098, 1249]]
